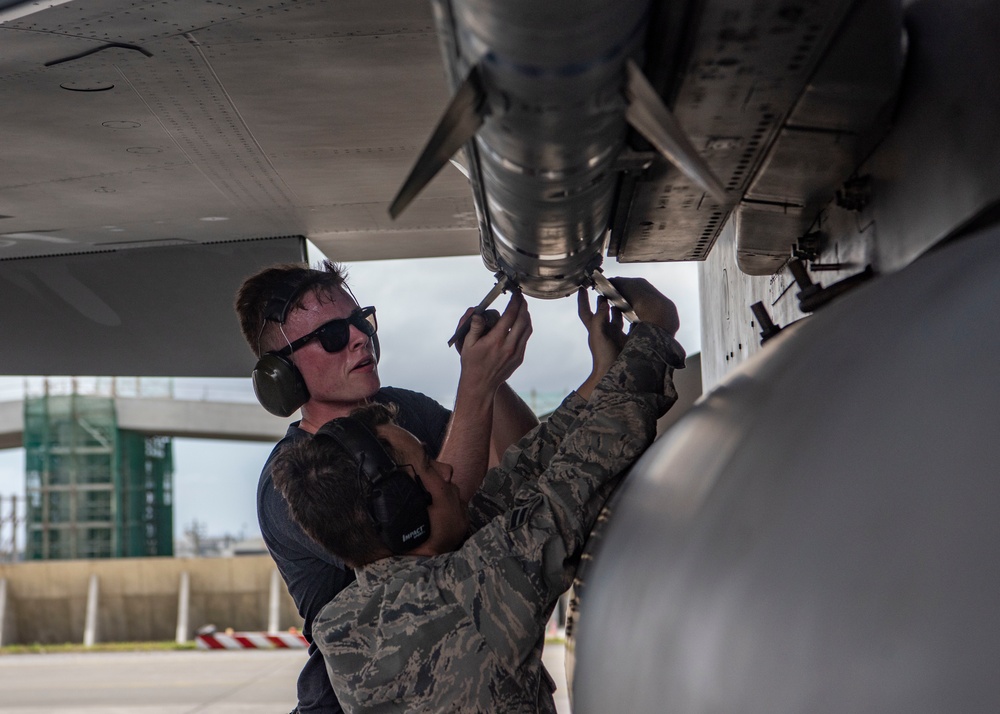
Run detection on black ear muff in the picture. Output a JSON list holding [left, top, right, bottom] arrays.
[[316, 418, 431, 554], [253, 273, 312, 416], [252, 352, 310, 417], [367, 470, 432, 553]]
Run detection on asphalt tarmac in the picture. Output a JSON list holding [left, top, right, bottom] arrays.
[[0, 643, 571, 713]]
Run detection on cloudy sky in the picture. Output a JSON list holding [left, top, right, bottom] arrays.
[[0, 252, 701, 545]]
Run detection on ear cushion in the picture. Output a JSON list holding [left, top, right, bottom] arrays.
[[252, 352, 310, 417], [368, 470, 432, 553], [316, 417, 431, 553]]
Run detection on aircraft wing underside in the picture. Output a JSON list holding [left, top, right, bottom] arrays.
[[0, 0, 904, 374]]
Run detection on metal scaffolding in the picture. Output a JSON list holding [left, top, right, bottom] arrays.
[[23, 394, 173, 560]]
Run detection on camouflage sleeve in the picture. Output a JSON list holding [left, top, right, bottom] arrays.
[[467, 390, 587, 528], [523, 321, 684, 588], [447, 323, 685, 663]]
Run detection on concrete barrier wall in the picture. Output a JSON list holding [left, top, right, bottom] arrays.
[[0, 556, 301, 646]]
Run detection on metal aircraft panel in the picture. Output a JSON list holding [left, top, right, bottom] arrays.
[[0, 0, 479, 374], [0, 0, 475, 266], [617, 0, 859, 263], [0, 236, 304, 376]]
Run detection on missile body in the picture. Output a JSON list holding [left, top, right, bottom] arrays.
[[392, 1, 724, 299], [446, 0, 649, 298]]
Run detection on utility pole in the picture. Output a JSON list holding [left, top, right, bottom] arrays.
[[11, 494, 17, 561], [0, 494, 18, 562]]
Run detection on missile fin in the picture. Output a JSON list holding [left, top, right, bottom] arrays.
[[389, 67, 486, 219], [624, 59, 728, 204]]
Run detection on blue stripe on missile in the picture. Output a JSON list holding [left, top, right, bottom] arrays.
[[479, 10, 649, 79]]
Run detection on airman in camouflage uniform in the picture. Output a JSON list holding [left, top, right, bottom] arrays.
[[307, 286, 685, 713]]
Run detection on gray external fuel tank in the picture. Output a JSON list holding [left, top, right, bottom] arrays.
[[572, 225, 1000, 712]]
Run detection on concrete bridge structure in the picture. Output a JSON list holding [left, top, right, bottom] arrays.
[[0, 396, 288, 450]]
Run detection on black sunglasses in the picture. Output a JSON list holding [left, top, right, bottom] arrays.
[[274, 306, 377, 357]]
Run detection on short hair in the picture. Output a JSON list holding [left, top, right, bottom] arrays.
[[271, 402, 401, 567], [234, 260, 349, 355]]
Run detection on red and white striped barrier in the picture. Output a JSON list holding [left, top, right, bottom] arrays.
[[195, 631, 308, 650]]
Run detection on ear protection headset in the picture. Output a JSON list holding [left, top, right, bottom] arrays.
[[315, 417, 432, 554], [251, 275, 380, 417]]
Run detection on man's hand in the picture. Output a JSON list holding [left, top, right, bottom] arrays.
[[442, 292, 532, 501], [608, 277, 680, 336], [458, 291, 532, 400], [452, 308, 500, 354], [576, 289, 628, 400], [578, 289, 626, 373]]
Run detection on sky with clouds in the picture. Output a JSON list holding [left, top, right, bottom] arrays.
[[0, 253, 701, 546]]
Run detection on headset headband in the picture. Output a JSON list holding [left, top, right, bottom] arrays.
[[315, 418, 397, 484], [264, 272, 313, 325]]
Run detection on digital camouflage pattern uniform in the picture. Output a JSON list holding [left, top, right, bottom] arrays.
[[313, 322, 686, 713]]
